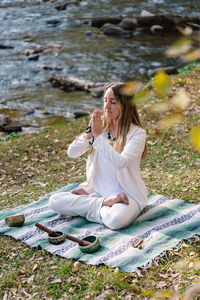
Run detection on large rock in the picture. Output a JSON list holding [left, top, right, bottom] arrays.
[[100, 23, 132, 37], [118, 18, 138, 31], [0, 116, 22, 133]]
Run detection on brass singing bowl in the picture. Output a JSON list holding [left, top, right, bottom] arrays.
[[79, 235, 100, 253], [5, 215, 25, 227], [48, 231, 65, 245]]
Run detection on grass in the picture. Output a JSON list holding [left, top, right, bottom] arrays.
[[0, 66, 200, 299]]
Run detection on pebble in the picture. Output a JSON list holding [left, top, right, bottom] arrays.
[[28, 54, 39, 61]]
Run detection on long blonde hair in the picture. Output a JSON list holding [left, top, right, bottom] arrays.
[[103, 82, 147, 159]]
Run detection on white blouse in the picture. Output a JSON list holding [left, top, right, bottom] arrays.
[[93, 141, 131, 198], [68, 124, 148, 209]]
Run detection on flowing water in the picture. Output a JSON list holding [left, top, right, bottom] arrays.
[[0, 0, 199, 125]]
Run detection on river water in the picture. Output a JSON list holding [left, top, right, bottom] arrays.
[[0, 0, 199, 126]]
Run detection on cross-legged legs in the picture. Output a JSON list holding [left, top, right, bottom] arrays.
[[49, 191, 140, 230], [99, 198, 140, 230], [49, 192, 103, 224]]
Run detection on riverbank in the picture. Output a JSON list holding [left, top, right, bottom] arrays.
[[1, 0, 199, 127], [0, 67, 199, 299]]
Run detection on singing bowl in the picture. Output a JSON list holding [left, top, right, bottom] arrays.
[[48, 231, 65, 245], [79, 235, 100, 253], [5, 214, 25, 227]]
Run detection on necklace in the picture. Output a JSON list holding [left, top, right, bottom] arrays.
[[107, 132, 116, 146]]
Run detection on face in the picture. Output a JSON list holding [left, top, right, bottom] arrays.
[[103, 87, 121, 121]]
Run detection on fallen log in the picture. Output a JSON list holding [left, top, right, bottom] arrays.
[[91, 15, 123, 28], [136, 14, 200, 29], [48, 75, 105, 93], [91, 13, 200, 33]]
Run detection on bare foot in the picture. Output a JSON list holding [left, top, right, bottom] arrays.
[[71, 188, 88, 195], [102, 192, 129, 207]]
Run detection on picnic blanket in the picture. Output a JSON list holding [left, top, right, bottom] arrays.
[[0, 183, 200, 275]]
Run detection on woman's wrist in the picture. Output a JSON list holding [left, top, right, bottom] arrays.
[[84, 126, 92, 139], [84, 132, 92, 139]]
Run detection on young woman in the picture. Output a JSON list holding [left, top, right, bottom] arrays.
[[49, 82, 148, 230]]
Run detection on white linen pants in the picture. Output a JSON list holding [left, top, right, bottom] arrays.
[[49, 192, 140, 230]]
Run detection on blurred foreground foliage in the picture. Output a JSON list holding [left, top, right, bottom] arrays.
[[125, 27, 200, 153]]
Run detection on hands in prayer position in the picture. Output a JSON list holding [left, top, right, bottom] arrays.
[[91, 109, 103, 138]]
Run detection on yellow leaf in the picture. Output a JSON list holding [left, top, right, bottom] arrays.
[[141, 289, 154, 296], [171, 90, 191, 111], [182, 48, 200, 62], [122, 81, 142, 95], [160, 290, 173, 299], [190, 126, 200, 153], [159, 113, 184, 128], [151, 102, 170, 113], [133, 88, 151, 105], [154, 71, 171, 98], [166, 38, 192, 57]]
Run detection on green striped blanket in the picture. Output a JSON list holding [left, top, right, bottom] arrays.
[[0, 183, 200, 274]]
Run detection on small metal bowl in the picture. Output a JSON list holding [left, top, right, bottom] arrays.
[[5, 214, 25, 227], [48, 231, 65, 245], [79, 235, 100, 253]]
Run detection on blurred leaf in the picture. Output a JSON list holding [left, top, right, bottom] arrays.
[[159, 113, 184, 128], [154, 71, 171, 98], [142, 289, 154, 296], [177, 26, 193, 36], [190, 126, 200, 153], [171, 90, 191, 111], [182, 48, 200, 62], [151, 102, 170, 113], [160, 290, 173, 299], [133, 88, 151, 105], [122, 81, 142, 95], [166, 38, 192, 57]]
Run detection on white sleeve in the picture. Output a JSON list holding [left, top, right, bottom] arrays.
[[67, 134, 93, 158], [93, 129, 146, 169]]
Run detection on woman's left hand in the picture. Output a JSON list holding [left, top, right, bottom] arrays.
[[91, 109, 103, 138]]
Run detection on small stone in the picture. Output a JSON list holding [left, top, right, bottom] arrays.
[[101, 23, 132, 37], [150, 25, 164, 35], [118, 18, 137, 31], [28, 54, 39, 61], [24, 49, 34, 56], [46, 19, 61, 26], [140, 10, 155, 16], [85, 30, 92, 36]]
